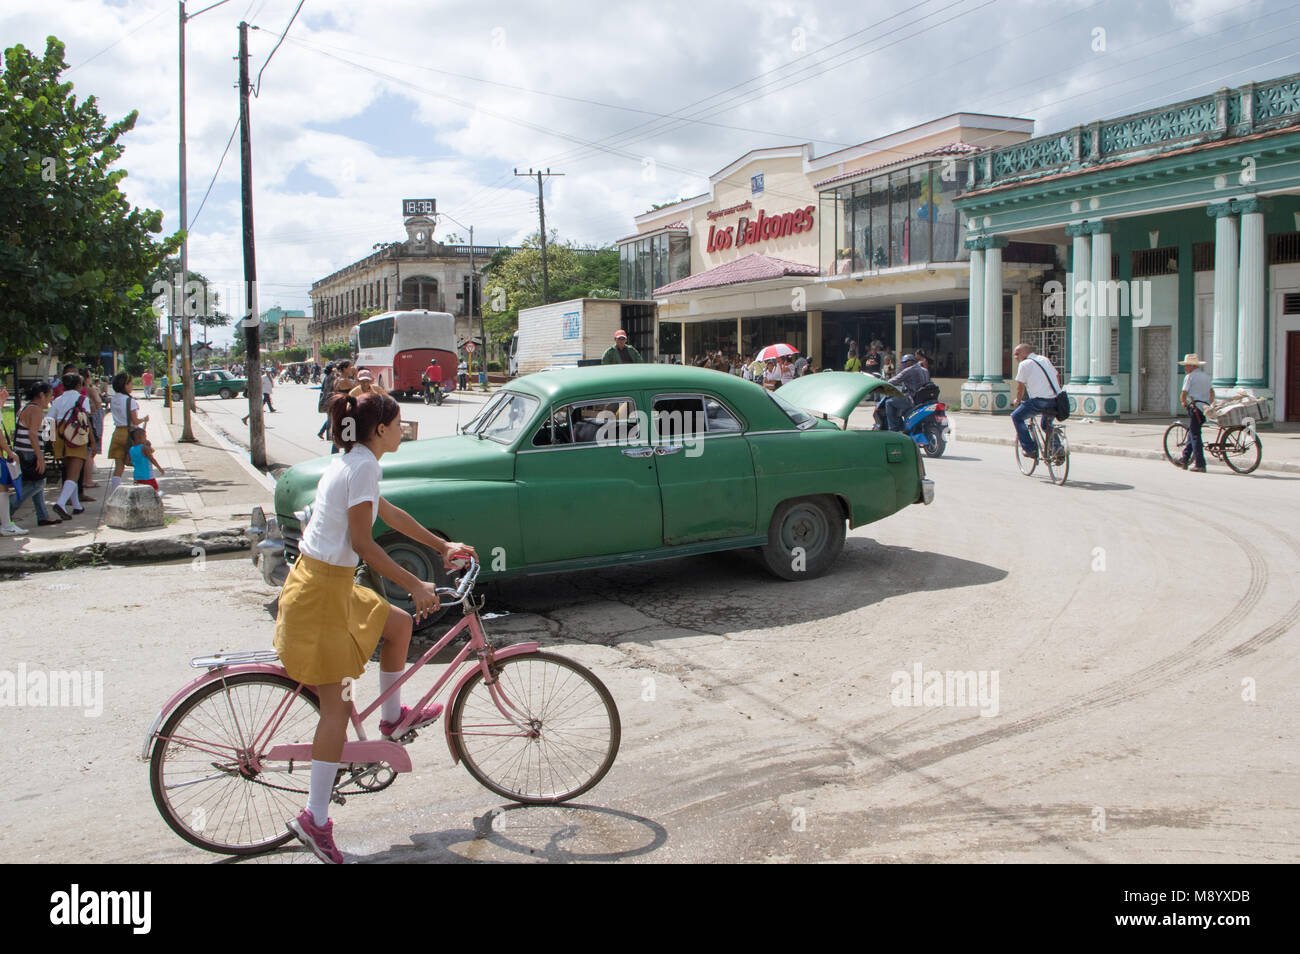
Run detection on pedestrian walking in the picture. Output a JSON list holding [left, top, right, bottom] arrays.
[[9, 381, 60, 527], [141, 369, 154, 400], [1174, 353, 1213, 472], [107, 372, 148, 497], [48, 372, 91, 519]]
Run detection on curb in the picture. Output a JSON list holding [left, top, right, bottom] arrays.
[[953, 432, 1300, 474], [0, 529, 249, 575]]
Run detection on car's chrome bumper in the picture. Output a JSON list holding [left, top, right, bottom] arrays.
[[919, 477, 935, 505], [246, 506, 289, 586]]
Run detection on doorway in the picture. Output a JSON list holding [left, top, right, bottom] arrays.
[[1138, 326, 1171, 414]]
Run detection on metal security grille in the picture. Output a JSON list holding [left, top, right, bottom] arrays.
[[1192, 242, 1215, 271], [1284, 292, 1300, 315], [1131, 247, 1179, 277], [1270, 232, 1300, 264], [1027, 329, 1067, 371]]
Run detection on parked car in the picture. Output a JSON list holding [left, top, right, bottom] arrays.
[[251, 365, 933, 626], [170, 369, 248, 400]]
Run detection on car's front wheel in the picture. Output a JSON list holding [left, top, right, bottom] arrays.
[[364, 533, 453, 630], [760, 496, 845, 581], [219, 387, 234, 399]]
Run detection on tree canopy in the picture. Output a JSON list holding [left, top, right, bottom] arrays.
[[0, 36, 180, 361], [480, 233, 619, 346]]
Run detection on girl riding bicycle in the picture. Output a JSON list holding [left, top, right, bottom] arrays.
[[276, 390, 475, 862]]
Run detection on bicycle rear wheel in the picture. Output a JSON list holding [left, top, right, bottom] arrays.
[[1163, 422, 1189, 464], [150, 673, 319, 854], [1222, 426, 1262, 474], [449, 651, 620, 805]]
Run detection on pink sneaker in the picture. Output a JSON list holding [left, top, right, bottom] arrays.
[[287, 809, 343, 864], [379, 703, 444, 738]]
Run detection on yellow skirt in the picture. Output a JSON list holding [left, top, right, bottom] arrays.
[[273, 554, 390, 686], [107, 425, 131, 462]]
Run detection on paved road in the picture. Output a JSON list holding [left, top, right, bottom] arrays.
[[3, 440, 1296, 863], [184, 382, 493, 471]]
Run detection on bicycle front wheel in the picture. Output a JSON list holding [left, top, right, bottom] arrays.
[[1222, 426, 1262, 474], [449, 651, 620, 805], [150, 673, 320, 855], [1015, 436, 1038, 476], [1046, 430, 1070, 485], [1163, 422, 1188, 464]]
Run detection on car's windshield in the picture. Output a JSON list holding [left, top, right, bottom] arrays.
[[462, 390, 510, 435], [477, 392, 540, 444], [768, 389, 817, 429]]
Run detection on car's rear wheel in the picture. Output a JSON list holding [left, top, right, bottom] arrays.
[[760, 496, 845, 581], [364, 533, 453, 630]]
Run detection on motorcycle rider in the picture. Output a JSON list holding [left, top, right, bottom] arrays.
[[878, 353, 930, 432], [422, 358, 444, 405]]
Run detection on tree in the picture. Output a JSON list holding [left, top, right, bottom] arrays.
[[0, 37, 181, 361]]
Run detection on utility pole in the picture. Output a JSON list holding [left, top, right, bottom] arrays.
[[238, 20, 266, 469], [514, 167, 563, 304]]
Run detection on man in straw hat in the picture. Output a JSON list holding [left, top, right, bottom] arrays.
[[1176, 353, 1214, 472]]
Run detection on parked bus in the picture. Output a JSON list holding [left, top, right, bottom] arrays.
[[353, 310, 457, 399]]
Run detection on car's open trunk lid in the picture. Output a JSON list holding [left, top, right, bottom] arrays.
[[777, 372, 902, 425]]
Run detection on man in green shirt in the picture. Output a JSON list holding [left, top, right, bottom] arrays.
[[601, 330, 642, 365]]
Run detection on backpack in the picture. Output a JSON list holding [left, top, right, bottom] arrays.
[[59, 395, 91, 447]]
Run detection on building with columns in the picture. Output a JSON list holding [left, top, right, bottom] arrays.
[[309, 209, 510, 359], [956, 72, 1300, 421]]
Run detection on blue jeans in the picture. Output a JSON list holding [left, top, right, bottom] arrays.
[[883, 396, 913, 432], [1012, 398, 1057, 455], [1182, 405, 1206, 468], [11, 451, 50, 522]]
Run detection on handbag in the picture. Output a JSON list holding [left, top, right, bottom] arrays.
[[59, 394, 92, 446], [1031, 357, 1070, 420]]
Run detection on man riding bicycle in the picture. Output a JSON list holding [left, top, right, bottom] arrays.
[[422, 359, 444, 405], [1011, 343, 1061, 460]]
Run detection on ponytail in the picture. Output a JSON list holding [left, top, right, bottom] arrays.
[[328, 390, 399, 451]]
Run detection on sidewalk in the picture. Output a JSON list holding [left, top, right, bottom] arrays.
[[943, 411, 1300, 473], [0, 395, 273, 573]]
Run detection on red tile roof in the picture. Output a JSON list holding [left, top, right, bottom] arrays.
[[813, 142, 981, 188], [654, 253, 819, 296]]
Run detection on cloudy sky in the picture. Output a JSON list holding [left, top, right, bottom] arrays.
[[6, 0, 1298, 345]]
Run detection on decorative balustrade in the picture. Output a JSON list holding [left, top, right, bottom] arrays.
[[970, 71, 1300, 190]]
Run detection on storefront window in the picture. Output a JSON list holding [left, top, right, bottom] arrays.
[[669, 233, 690, 284], [851, 180, 871, 273], [912, 166, 932, 265], [819, 192, 837, 274], [659, 321, 682, 361], [902, 300, 969, 378], [652, 234, 668, 291], [934, 159, 968, 262], [869, 177, 889, 268]]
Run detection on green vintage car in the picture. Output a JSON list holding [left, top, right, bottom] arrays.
[[170, 369, 248, 399], [254, 365, 932, 625]]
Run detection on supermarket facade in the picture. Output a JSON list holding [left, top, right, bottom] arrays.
[[618, 71, 1300, 421]]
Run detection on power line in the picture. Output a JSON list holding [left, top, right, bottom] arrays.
[[66, 5, 168, 73], [253, 0, 306, 97], [188, 119, 240, 231]]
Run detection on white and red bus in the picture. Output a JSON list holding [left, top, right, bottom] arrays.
[[351, 310, 457, 399]]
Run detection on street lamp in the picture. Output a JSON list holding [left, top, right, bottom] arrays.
[[436, 212, 486, 390], [177, 0, 233, 442]]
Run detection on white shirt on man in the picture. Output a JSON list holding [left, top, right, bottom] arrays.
[[1181, 367, 1212, 405], [298, 445, 381, 567], [1015, 353, 1061, 400]]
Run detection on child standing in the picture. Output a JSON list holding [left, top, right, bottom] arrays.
[[127, 427, 166, 495], [277, 391, 475, 863]]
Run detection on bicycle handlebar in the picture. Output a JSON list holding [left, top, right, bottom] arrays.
[[432, 555, 481, 607]]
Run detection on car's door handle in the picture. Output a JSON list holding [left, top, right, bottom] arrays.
[[621, 447, 654, 458], [654, 444, 683, 456]]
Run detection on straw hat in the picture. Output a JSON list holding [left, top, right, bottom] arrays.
[[1179, 353, 1206, 367]]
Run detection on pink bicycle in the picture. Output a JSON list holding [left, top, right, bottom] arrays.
[[143, 558, 621, 855]]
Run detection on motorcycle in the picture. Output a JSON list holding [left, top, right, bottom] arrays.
[[873, 381, 950, 457]]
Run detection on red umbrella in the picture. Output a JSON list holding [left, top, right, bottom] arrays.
[[755, 343, 799, 362]]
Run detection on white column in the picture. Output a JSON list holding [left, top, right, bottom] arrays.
[[1089, 227, 1112, 384], [983, 243, 1004, 380], [1236, 203, 1267, 388], [1210, 205, 1239, 386], [1069, 229, 1091, 383], [968, 246, 985, 381]]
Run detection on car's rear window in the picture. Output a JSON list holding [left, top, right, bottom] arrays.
[[768, 390, 816, 429]]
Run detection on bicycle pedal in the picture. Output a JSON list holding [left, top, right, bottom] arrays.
[[330, 792, 347, 806]]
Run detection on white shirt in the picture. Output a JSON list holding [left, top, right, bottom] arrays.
[[298, 445, 381, 568], [1181, 368, 1212, 405], [110, 392, 139, 427], [1016, 353, 1061, 400], [262, 373, 274, 391], [49, 389, 85, 424]]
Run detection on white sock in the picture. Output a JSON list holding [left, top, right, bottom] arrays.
[[307, 760, 340, 826], [380, 669, 403, 723], [109, 475, 121, 493], [57, 480, 76, 509]]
